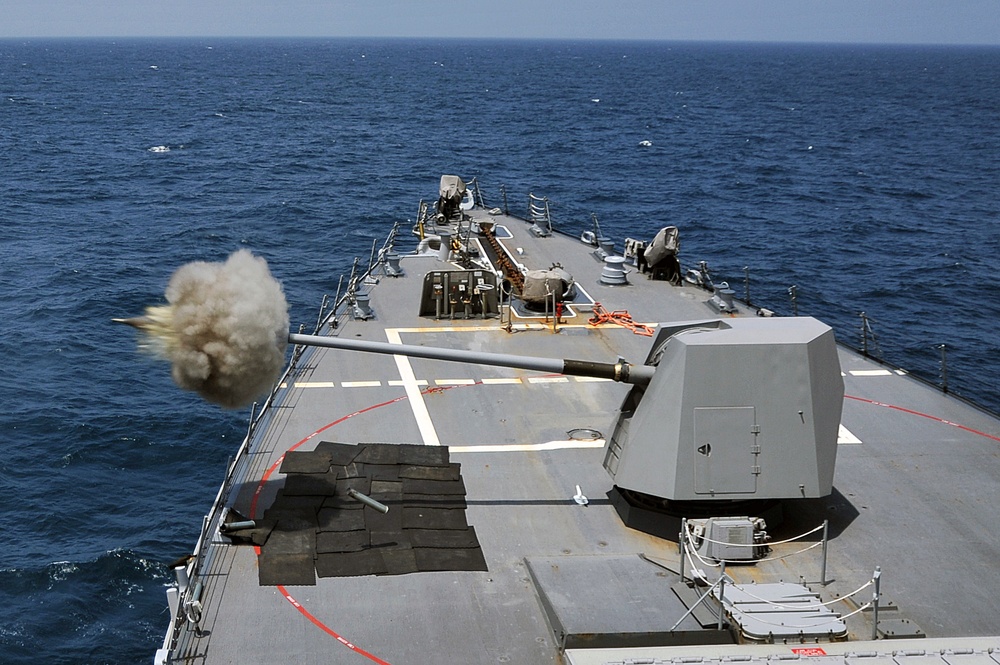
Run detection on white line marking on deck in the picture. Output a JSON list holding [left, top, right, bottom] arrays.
[[391, 323, 600, 333], [386, 329, 440, 446], [838, 424, 862, 444], [302, 375, 619, 388], [450, 439, 606, 453], [895, 369, 908, 375], [849, 369, 893, 376]]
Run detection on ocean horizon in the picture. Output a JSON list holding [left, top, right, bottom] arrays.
[[2, 37, 998, 663]]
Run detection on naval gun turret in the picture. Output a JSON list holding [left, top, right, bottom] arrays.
[[601, 317, 844, 531], [289, 316, 844, 522], [120, 257, 842, 527]]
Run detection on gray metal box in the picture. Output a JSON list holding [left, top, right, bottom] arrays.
[[706, 517, 755, 561]]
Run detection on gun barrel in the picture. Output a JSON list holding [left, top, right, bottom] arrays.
[[287, 333, 653, 385]]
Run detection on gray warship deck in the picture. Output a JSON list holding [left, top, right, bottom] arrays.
[[159, 192, 1000, 665]]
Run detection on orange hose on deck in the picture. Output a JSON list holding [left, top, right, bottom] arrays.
[[587, 302, 655, 336]]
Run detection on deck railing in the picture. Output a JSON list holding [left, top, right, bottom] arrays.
[[676, 519, 883, 639], [518, 181, 990, 409], [483, 181, 985, 410], [158, 221, 404, 663]]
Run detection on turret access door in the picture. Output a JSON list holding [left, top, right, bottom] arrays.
[[693, 406, 759, 495]]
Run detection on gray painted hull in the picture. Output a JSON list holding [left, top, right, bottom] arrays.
[[156, 182, 1000, 664]]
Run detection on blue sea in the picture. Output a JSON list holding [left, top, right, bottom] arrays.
[[1, 38, 998, 663]]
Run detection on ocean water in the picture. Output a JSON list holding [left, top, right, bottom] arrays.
[[1, 38, 998, 663]]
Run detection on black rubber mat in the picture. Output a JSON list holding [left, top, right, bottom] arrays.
[[401, 478, 467, 495], [399, 463, 462, 481], [279, 449, 333, 474], [353, 444, 400, 465], [364, 505, 403, 531], [370, 479, 403, 497], [335, 475, 372, 496], [317, 507, 367, 532], [250, 442, 487, 585], [316, 530, 369, 553], [408, 527, 481, 549], [315, 440, 367, 466], [282, 471, 339, 496], [380, 548, 420, 575], [268, 491, 326, 511], [401, 506, 471, 530], [365, 464, 401, 481], [395, 444, 450, 467]]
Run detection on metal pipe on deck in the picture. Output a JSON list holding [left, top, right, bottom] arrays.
[[287, 333, 655, 385], [220, 520, 256, 532], [347, 488, 390, 514]]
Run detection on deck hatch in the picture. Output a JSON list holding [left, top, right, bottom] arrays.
[[525, 554, 732, 650]]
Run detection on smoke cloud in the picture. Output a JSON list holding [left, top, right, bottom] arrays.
[[126, 249, 290, 409]]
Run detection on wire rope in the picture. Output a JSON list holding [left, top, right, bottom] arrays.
[[731, 578, 875, 609]]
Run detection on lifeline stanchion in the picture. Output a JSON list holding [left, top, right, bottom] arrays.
[[871, 566, 882, 640], [717, 562, 727, 631], [678, 517, 687, 583], [668, 572, 730, 632], [820, 519, 829, 585]]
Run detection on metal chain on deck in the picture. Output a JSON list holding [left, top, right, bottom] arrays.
[[481, 225, 525, 294]]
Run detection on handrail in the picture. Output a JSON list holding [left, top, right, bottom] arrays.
[[680, 518, 832, 585], [162, 221, 404, 660], [509, 180, 988, 410], [444, 180, 986, 414], [679, 527, 882, 635], [164, 345, 302, 656], [527, 192, 552, 236], [670, 571, 731, 632], [316, 221, 401, 334], [492, 182, 990, 412]]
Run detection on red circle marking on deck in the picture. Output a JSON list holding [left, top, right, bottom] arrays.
[[244, 372, 679, 662], [845, 394, 1000, 443], [242, 380, 1000, 663], [250, 394, 407, 665]]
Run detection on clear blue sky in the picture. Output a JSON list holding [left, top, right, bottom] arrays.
[[4, 0, 999, 45]]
